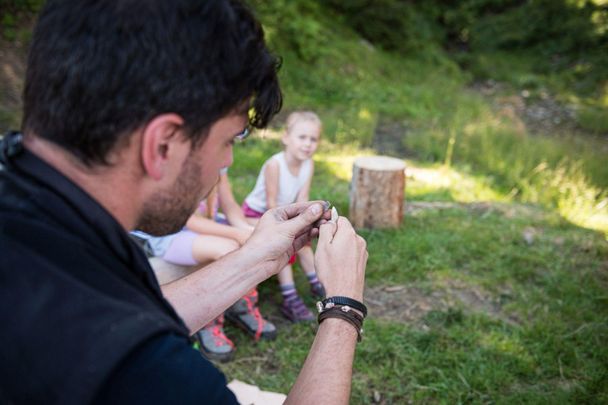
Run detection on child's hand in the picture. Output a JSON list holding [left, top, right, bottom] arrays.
[[314, 217, 367, 302]]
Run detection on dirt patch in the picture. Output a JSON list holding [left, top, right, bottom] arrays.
[[371, 117, 413, 158], [404, 200, 547, 221], [365, 279, 520, 327], [471, 79, 581, 136]]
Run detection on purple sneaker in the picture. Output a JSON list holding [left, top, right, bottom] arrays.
[[310, 281, 326, 299], [281, 295, 314, 322]]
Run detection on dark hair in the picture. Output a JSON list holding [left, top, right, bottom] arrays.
[[22, 0, 282, 165]]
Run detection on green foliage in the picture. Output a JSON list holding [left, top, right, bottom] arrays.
[[248, 0, 328, 63], [577, 105, 608, 134], [319, 0, 608, 98], [324, 0, 440, 53], [0, 0, 43, 41], [0, 107, 21, 130], [469, 0, 604, 53]]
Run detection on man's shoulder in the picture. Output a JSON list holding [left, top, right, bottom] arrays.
[[0, 167, 36, 214]]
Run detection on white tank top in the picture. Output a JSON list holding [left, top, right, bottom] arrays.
[[245, 151, 312, 212]]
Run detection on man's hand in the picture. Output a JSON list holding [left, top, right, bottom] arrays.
[[244, 201, 330, 275], [315, 217, 367, 301]]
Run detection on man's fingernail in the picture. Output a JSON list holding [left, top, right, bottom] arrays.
[[310, 204, 321, 215], [322, 201, 331, 211]]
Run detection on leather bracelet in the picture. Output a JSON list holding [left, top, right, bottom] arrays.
[[318, 306, 363, 342], [319, 296, 367, 318]]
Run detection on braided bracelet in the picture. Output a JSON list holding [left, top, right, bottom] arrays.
[[317, 296, 367, 318], [318, 306, 364, 342]]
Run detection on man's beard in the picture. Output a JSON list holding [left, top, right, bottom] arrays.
[[137, 153, 207, 236]]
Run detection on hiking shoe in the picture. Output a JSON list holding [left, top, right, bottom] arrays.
[[225, 289, 277, 341], [281, 295, 315, 322], [310, 281, 326, 299], [196, 315, 235, 363]]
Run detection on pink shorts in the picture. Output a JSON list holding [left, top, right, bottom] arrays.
[[242, 201, 264, 219], [242, 201, 296, 265]]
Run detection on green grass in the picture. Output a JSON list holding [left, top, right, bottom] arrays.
[[218, 138, 608, 403]]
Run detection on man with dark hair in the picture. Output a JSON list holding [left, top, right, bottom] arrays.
[[0, 0, 368, 403]]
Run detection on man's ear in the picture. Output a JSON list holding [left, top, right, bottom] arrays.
[[140, 114, 188, 181]]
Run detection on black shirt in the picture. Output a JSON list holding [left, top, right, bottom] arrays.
[[0, 132, 237, 404]]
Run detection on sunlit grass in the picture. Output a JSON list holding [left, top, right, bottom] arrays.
[[238, 135, 608, 237]]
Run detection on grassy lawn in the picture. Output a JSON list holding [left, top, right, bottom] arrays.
[[216, 139, 608, 404]]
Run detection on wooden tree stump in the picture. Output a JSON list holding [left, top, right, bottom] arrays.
[[349, 156, 406, 229]]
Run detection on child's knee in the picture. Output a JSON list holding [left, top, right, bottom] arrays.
[[214, 240, 239, 259]]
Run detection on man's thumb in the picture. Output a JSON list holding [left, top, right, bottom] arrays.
[[284, 203, 323, 235]]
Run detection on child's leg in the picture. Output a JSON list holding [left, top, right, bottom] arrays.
[[162, 232, 238, 267], [224, 203, 278, 338], [164, 232, 240, 360], [296, 245, 315, 275], [154, 230, 201, 284], [278, 264, 314, 322], [191, 235, 239, 265], [277, 264, 295, 286], [296, 245, 325, 298], [245, 216, 259, 227]]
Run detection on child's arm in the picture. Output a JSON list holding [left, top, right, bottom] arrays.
[[296, 160, 314, 203], [217, 172, 253, 230], [264, 159, 280, 209], [186, 214, 251, 246]]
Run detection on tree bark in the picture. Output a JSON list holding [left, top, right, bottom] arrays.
[[349, 156, 406, 229]]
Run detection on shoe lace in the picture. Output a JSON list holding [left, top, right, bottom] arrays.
[[244, 289, 265, 341], [210, 316, 234, 348]]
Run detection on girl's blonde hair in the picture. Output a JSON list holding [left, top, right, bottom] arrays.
[[285, 111, 322, 134]]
